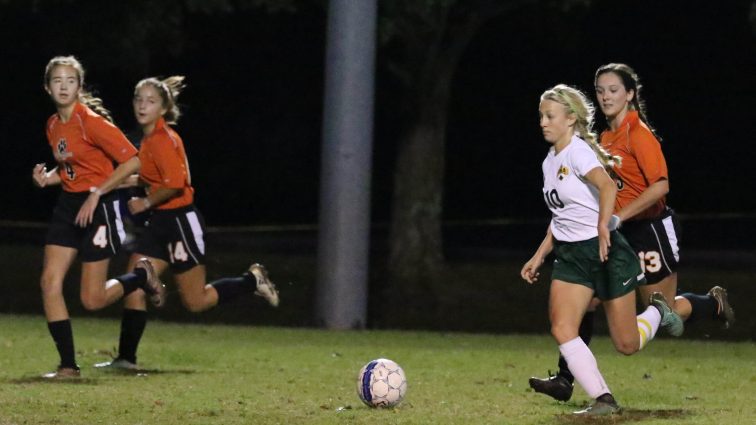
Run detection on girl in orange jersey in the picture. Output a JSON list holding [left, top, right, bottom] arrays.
[[94, 76, 279, 370], [529, 63, 736, 403], [32, 56, 165, 379]]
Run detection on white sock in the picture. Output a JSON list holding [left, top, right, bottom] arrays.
[[559, 337, 610, 399], [636, 306, 661, 350]]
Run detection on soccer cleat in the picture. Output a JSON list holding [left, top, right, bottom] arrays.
[[573, 399, 622, 416], [528, 372, 573, 402], [135, 258, 166, 308], [249, 263, 279, 307], [94, 358, 138, 370], [41, 366, 81, 379], [649, 292, 684, 337], [707, 286, 735, 329]]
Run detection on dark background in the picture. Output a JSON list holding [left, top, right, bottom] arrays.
[[2, 0, 754, 229], [0, 1, 754, 339]]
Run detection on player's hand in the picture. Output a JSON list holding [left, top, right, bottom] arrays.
[[520, 256, 543, 284], [75, 192, 100, 227], [598, 225, 611, 262], [32, 163, 48, 188], [127, 197, 150, 215]]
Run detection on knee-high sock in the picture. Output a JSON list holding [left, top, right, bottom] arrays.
[[48, 319, 77, 369], [679, 292, 717, 322], [558, 311, 594, 383], [559, 337, 610, 399], [636, 306, 661, 350], [118, 309, 147, 364], [211, 273, 255, 304]]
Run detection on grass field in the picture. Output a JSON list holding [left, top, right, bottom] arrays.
[[0, 314, 754, 425]]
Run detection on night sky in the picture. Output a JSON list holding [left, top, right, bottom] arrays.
[[2, 0, 755, 227]]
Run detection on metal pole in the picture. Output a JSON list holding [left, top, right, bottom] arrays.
[[315, 0, 377, 329]]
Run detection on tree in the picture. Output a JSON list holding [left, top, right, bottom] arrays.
[[377, 0, 589, 322]]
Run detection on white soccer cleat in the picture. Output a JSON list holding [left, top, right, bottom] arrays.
[[249, 263, 279, 307]]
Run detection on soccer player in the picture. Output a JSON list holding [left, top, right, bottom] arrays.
[[529, 63, 736, 403], [521, 84, 683, 416], [33, 56, 165, 379], [95, 76, 280, 370]]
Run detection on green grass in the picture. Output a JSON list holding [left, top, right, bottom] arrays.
[[0, 314, 754, 425]]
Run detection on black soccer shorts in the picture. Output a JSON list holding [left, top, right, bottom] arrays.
[[45, 191, 125, 262], [620, 207, 681, 285], [135, 204, 206, 273]]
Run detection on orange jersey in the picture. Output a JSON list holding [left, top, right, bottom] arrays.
[[138, 118, 194, 209], [46, 102, 137, 192], [600, 111, 667, 220]]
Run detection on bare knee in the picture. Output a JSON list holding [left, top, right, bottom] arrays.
[[40, 274, 62, 299], [80, 293, 106, 311], [614, 339, 639, 355], [550, 322, 577, 344], [182, 298, 210, 313]]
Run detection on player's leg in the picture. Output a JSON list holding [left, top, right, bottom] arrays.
[[174, 262, 279, 312], [40, 244, 80, 378], [529, 297, 600, 401], [630, 210, 734, 329], [550, 280, 619, 415], [96, 254, 169, 370]]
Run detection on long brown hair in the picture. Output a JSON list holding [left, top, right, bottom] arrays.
[[595, 63, 661, 141]]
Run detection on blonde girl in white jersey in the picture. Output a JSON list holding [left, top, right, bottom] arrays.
[[520, 84, 683, 416]]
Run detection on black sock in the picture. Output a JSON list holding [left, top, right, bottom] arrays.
[[557, 311, 594, 383], [680, 293, 718, 322], [211, 275, 254, 304], [118, 309, 147, 364], [116, 268, 147, 295], [47, 319, 78, 370]]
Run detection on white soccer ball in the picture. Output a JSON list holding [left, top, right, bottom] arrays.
[[356, 358, 408, 408]]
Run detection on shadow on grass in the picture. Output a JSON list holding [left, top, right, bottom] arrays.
[[556, 408, 689, 423], [7, 368, 197, 384], [95, 367, 198, 376], [8, 376, 99, 385]]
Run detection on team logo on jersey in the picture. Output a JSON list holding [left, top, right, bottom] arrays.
[[557, 165, 569, 180], [54, 138, 72, 161]]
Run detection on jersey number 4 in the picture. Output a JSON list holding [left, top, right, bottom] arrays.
[[168, 241, 189, 263], [92, 225, 108, 248]]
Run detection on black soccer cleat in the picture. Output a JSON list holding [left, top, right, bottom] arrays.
[[528, 372, 573, 402], [708, 286, 735, 329]]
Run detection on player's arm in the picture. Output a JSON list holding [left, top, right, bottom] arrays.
[[521, 225, 554, 284], [127, 187, 181, 215], [32, 163, 61, 188], [74, 156, 141, 227], [585, 166, 616, 262], [616, 132, 669, 222], [615, 179, 668, 223]]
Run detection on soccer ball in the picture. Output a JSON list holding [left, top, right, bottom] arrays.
[[356, 358, 408, 408]]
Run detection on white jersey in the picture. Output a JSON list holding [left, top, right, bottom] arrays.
[[542, 135, 604, 242]]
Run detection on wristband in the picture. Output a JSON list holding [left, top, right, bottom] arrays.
[[89, 187, 104, 196], [143, 198, 151, 209]]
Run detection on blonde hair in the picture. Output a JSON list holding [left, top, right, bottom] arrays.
[[44, 55, 114, 123], [540, 84, 621, 168], [134, 76, 186, 124]]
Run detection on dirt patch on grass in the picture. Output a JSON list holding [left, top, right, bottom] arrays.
[[556, 408, 689, 423]]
